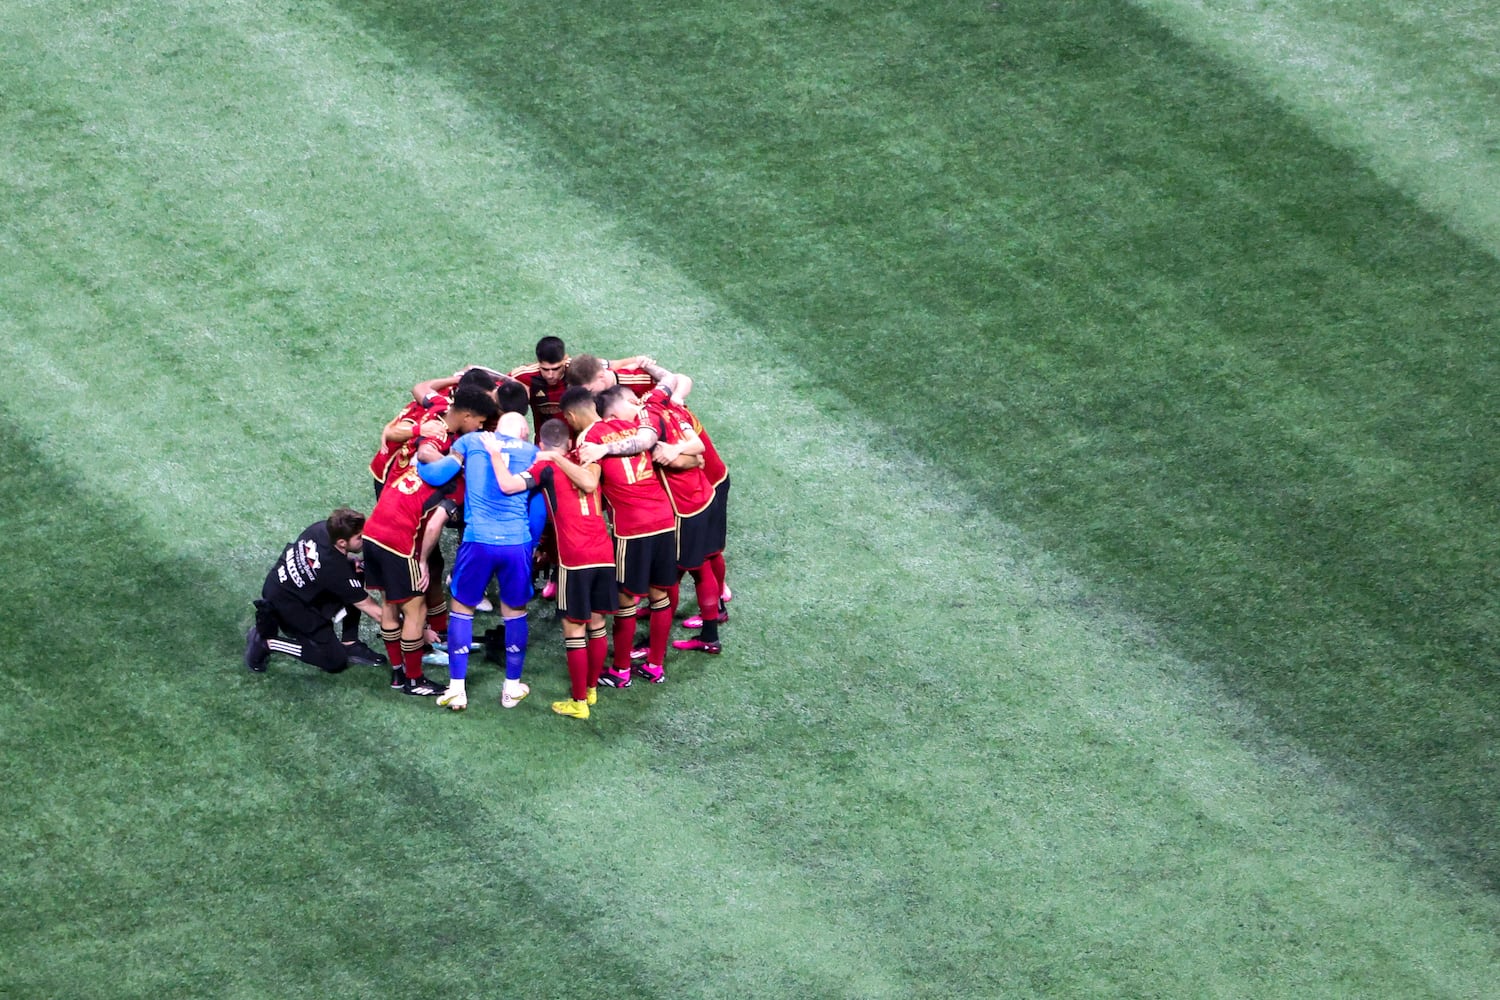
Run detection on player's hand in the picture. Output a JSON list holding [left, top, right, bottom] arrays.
[[652, 442, 680, 464], [423, 624, 441, 646], [578, 442, 606, 464], [536, 449, 561, 462], [418, 417, 446, 438], [415, 564, 430, 594]]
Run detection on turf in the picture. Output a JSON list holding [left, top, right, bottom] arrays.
[[2, 0, 1498, 996]]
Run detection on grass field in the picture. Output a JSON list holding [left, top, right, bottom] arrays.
[[3, 1, 1498, 996]]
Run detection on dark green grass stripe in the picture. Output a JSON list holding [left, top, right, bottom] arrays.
[[327, 0, 1500, 889], [0, 430, 677, 1000]]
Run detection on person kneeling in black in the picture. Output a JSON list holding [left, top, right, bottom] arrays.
[[245, 507, 392, 676]]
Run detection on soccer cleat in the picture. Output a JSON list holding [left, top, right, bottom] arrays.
[[629, 646, 650, 662], [721, 585, 732, 603], [633, 662, 665, 684], [541, 579, 557, 600], [431, 640, 448, 652], [586, 686, 598, 706], [681, 611, 729, 630], [402, 675, 448, 697], [422, 649, 450, 667], [671, 638, 722, 655], [597, 667, 632, 689], [551, 698, 589, 719], [244, 626, 270, 673], [343, 639, 386, 666], [391, 668, 406, 690], [501, 682, 530, 709], [436, 688, 468, 711]]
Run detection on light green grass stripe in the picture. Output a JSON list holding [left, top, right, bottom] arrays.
[[1128, 0, 1500, 254], [3, 1, 1499, 994]]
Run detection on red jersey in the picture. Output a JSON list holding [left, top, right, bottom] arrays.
[[363, 464, 463, 557], [509, 363, 569, 431], [583, 417, 675, 537], [679, 404, 728, 487], [525, 454, 613, 569], [370, 394, 450, 485], [646, 394, 715, 518]]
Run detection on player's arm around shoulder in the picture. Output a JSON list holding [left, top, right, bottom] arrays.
[[539, 451, 599, 493]]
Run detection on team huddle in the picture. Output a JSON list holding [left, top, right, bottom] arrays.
[[245, 337, 731, 720]]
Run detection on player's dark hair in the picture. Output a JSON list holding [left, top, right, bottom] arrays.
[[594, 385, 635, 418], [452, 385, 500, 419], [457, 367, 499, 394], [326, 507, 366, 543], [538, 418, 572, 449], [496, 379, 529, 416], [559, 385, 597, 414], [565, 354, 605, 387], [535, 336, 566, 364]]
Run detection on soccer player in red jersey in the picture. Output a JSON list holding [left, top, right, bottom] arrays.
[[639, 381, 726, 655], [507, 336, 572, 432], [370, 368, 499, 497], [512, 418, 618, 718], [669, 394, 732, 630], [362, 459, 465, 696], [565, 384, 680, 686]]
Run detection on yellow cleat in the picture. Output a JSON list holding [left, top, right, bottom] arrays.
[[551, 699, 590, 719], [586, 687, 598, 706]]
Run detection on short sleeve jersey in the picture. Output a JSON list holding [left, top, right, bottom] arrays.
[[451, 431, 538, 545], [264, 521, 367, 616], [363, 464, 462, 558], [525, 454, 614, 569], [371, 394, 451, 485], [583, 417, 675, 537], [645, 393, 715, 518]]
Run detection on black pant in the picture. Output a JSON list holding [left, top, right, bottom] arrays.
[[256, 595, 351, 673]]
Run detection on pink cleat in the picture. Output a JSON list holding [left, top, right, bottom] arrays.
[[671, 638, 722, 655]]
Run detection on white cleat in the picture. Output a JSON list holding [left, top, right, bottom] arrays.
[[501, 682, 530, 709], [436, 689, 468, 711]]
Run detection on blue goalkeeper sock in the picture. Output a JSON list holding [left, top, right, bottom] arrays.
[[503, 613, 528, 681], [448, 611, 473, 681]]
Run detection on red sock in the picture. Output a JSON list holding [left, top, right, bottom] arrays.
[[649, 584, 679, 665], [708, 552, 726, 599], [587, 627, 608, 687], [403, 645, 424, 680], [564, 638, 589, 701], [381, 632, 403, 671], [612, 608, 638, 670], [426, 609, 448, 636], [690, 563, 721, 622]]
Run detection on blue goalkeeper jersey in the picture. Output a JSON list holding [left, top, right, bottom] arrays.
[[451, 431, 538, 546]]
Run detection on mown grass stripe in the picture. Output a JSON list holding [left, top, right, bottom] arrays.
[[1129, 0, 1500, 255]]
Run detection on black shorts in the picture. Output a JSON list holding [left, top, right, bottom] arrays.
[[557, 564, 620, 623], [363, 541, 422, 604], [675, 507, 713, 571], [705, 476, 729, 555], [615, 529, 678, 597]]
